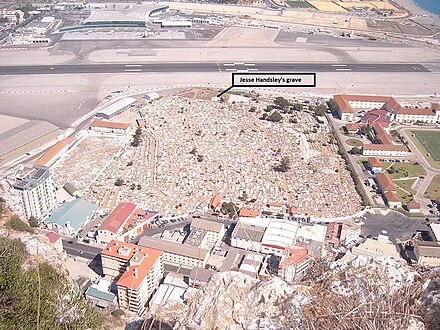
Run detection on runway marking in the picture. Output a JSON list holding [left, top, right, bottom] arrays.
[[335, 68, 352, 71], [224, 63, 235, 66], [234, 62, 245, 65], [244, 63, 256, 66], [125, 64, 142, 67], [332, 64, 347, 67], [225, 68, 237, 71], [124, 69, 142, 72], [216, 63, 222, 72], [246, 68, 259, 72], [0, 89, 77, 94]]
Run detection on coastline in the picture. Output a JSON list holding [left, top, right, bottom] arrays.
[[393, 0, 437, 17]]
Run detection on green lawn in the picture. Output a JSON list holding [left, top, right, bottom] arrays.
[[410, 130, 440, 169], [394, 178, 416, 194], [387, 162, 426, 180], [286, 1, 313, 8], [397, 188, 414, 204], [424, 174, 440, 200], [345, 139, 363, 147]]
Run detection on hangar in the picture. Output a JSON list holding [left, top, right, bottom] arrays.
[[61, 3, 169, 31]]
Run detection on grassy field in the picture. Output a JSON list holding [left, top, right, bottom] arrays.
[[387, 162, 426, 180], [424, 174, 440, 200], [394, 178, 416, 194], [397, 188, 414, 204], [345, 139, 363, 147], [410, 130, 440, 169], [286, 1, 313, 8]]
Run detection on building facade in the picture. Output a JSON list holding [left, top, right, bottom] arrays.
[[13, 166, 57, 219]]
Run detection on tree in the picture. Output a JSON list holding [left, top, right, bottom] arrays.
[[221, 202, 238, 217], [5, 215, 34, 233], [0, 236, 101, 329], [266, 111, 283, 123], [316, 103, 327, 116], [326, 99, 339, 114], [115, 178, 124, 186], [292, 103, 303, 111], [28, 216, 38, 228], [349, 146, 361, 155], [274, 97, 290, 110], [274, 156, 291, 172]]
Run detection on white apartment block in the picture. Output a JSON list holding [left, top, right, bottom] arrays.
[[393, 109, 440, 124], [138, 236, 210, 268], [13, 165, 57, 219]]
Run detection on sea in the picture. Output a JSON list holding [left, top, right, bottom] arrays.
[[413, 0, 440, 16]]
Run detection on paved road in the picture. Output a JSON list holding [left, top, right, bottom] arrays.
[[62, 239, 102, 260], [0, 62, 430, 75]]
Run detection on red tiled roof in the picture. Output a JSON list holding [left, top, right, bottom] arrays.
[[34, 137, 73, 166], [46, 231, 61, 244], [90, 120, 130, 130], [116, 252, 161, 289], [209, 195, 222, 209], [368, 157, 382, 168], [239, 208, 260, 217], [99, 202, 137, 233], [384, 191, 400, 203], [368, 109, 388, 116], [342, 95, 392, 102], [345, 123, 363, 132], [334, 95, 353, 113], [376, 173, 397, 191], [407, 201, 421, 209], [395, 107, 435, 116], [279, 245, 309, 269], [383, 97, 401, 110]]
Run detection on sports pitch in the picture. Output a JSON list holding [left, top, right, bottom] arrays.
[[412, 130, 440, 161]]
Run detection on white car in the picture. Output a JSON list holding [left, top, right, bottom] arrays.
[[86, 231, 96, 238]]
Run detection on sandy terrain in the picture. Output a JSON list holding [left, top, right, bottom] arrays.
[[0, 114, 29, 134], [0, 48, 75, 66]]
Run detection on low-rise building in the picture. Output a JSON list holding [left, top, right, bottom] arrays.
[[96, 97, 136, 120], [96, 202, 137, 245], [231, 220, 266, 253], [429, 223, 440, 242], [362, 144, 408, 157], [278, 245, 310, 283], [139, 236, 210, 268], [85, 278, 117, 308], [375, 172, 397, 193], [334, 95, 392, 121], [413, 241, 440, 267], [407, 201, 421, 213], [368, 157, 383, 174], [394, 107, 440, 124], [238, 253, 266, 278], [45, 199, 98, 236], [89, 120, 130, 134], [351, 235, 401, 259], [45, 231, 64, 255], [187, 267, 215, 288], [34, 137, 73, 167], [188, 218, 225, 248], [383, 191, 402, 209]]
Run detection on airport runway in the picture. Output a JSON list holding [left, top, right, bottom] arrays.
[[0, 62, 430, 75]]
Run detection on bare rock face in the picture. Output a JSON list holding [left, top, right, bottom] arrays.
[[171, 272, 307, 330]]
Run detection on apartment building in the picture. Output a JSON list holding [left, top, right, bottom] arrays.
[[189, 218, 226, 248], [138, 236, 210, 268], [375, 173, 397, 193], [13, 165, 57, 219], [393, 107, 440, 124], [334, 95, 391, 121], [100, 240, 163, 315], [362, 144, 408, 157]]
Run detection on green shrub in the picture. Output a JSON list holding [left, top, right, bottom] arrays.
[[5, 215, 34, 233]]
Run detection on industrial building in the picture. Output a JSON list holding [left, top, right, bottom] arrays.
[[89, 120, 130, 135], [45, 198, 98, 236], [96, 97, 136, 120], [34, 137, 74, 167], [13, 165, 57, 220]]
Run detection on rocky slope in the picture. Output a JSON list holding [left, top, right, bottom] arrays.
[[153, 257, 439, 330]]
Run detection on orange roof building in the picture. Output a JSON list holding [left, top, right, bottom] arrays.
[[101, 240, 163, 315], [89, 120, 130, 134], [34, 137, 73, 167], [97, 202, 137, 245], [278, 245, 310, 283], [376, 173, 397, 193], [239, 208, 261, 218], [383, 191, 401, 208]]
